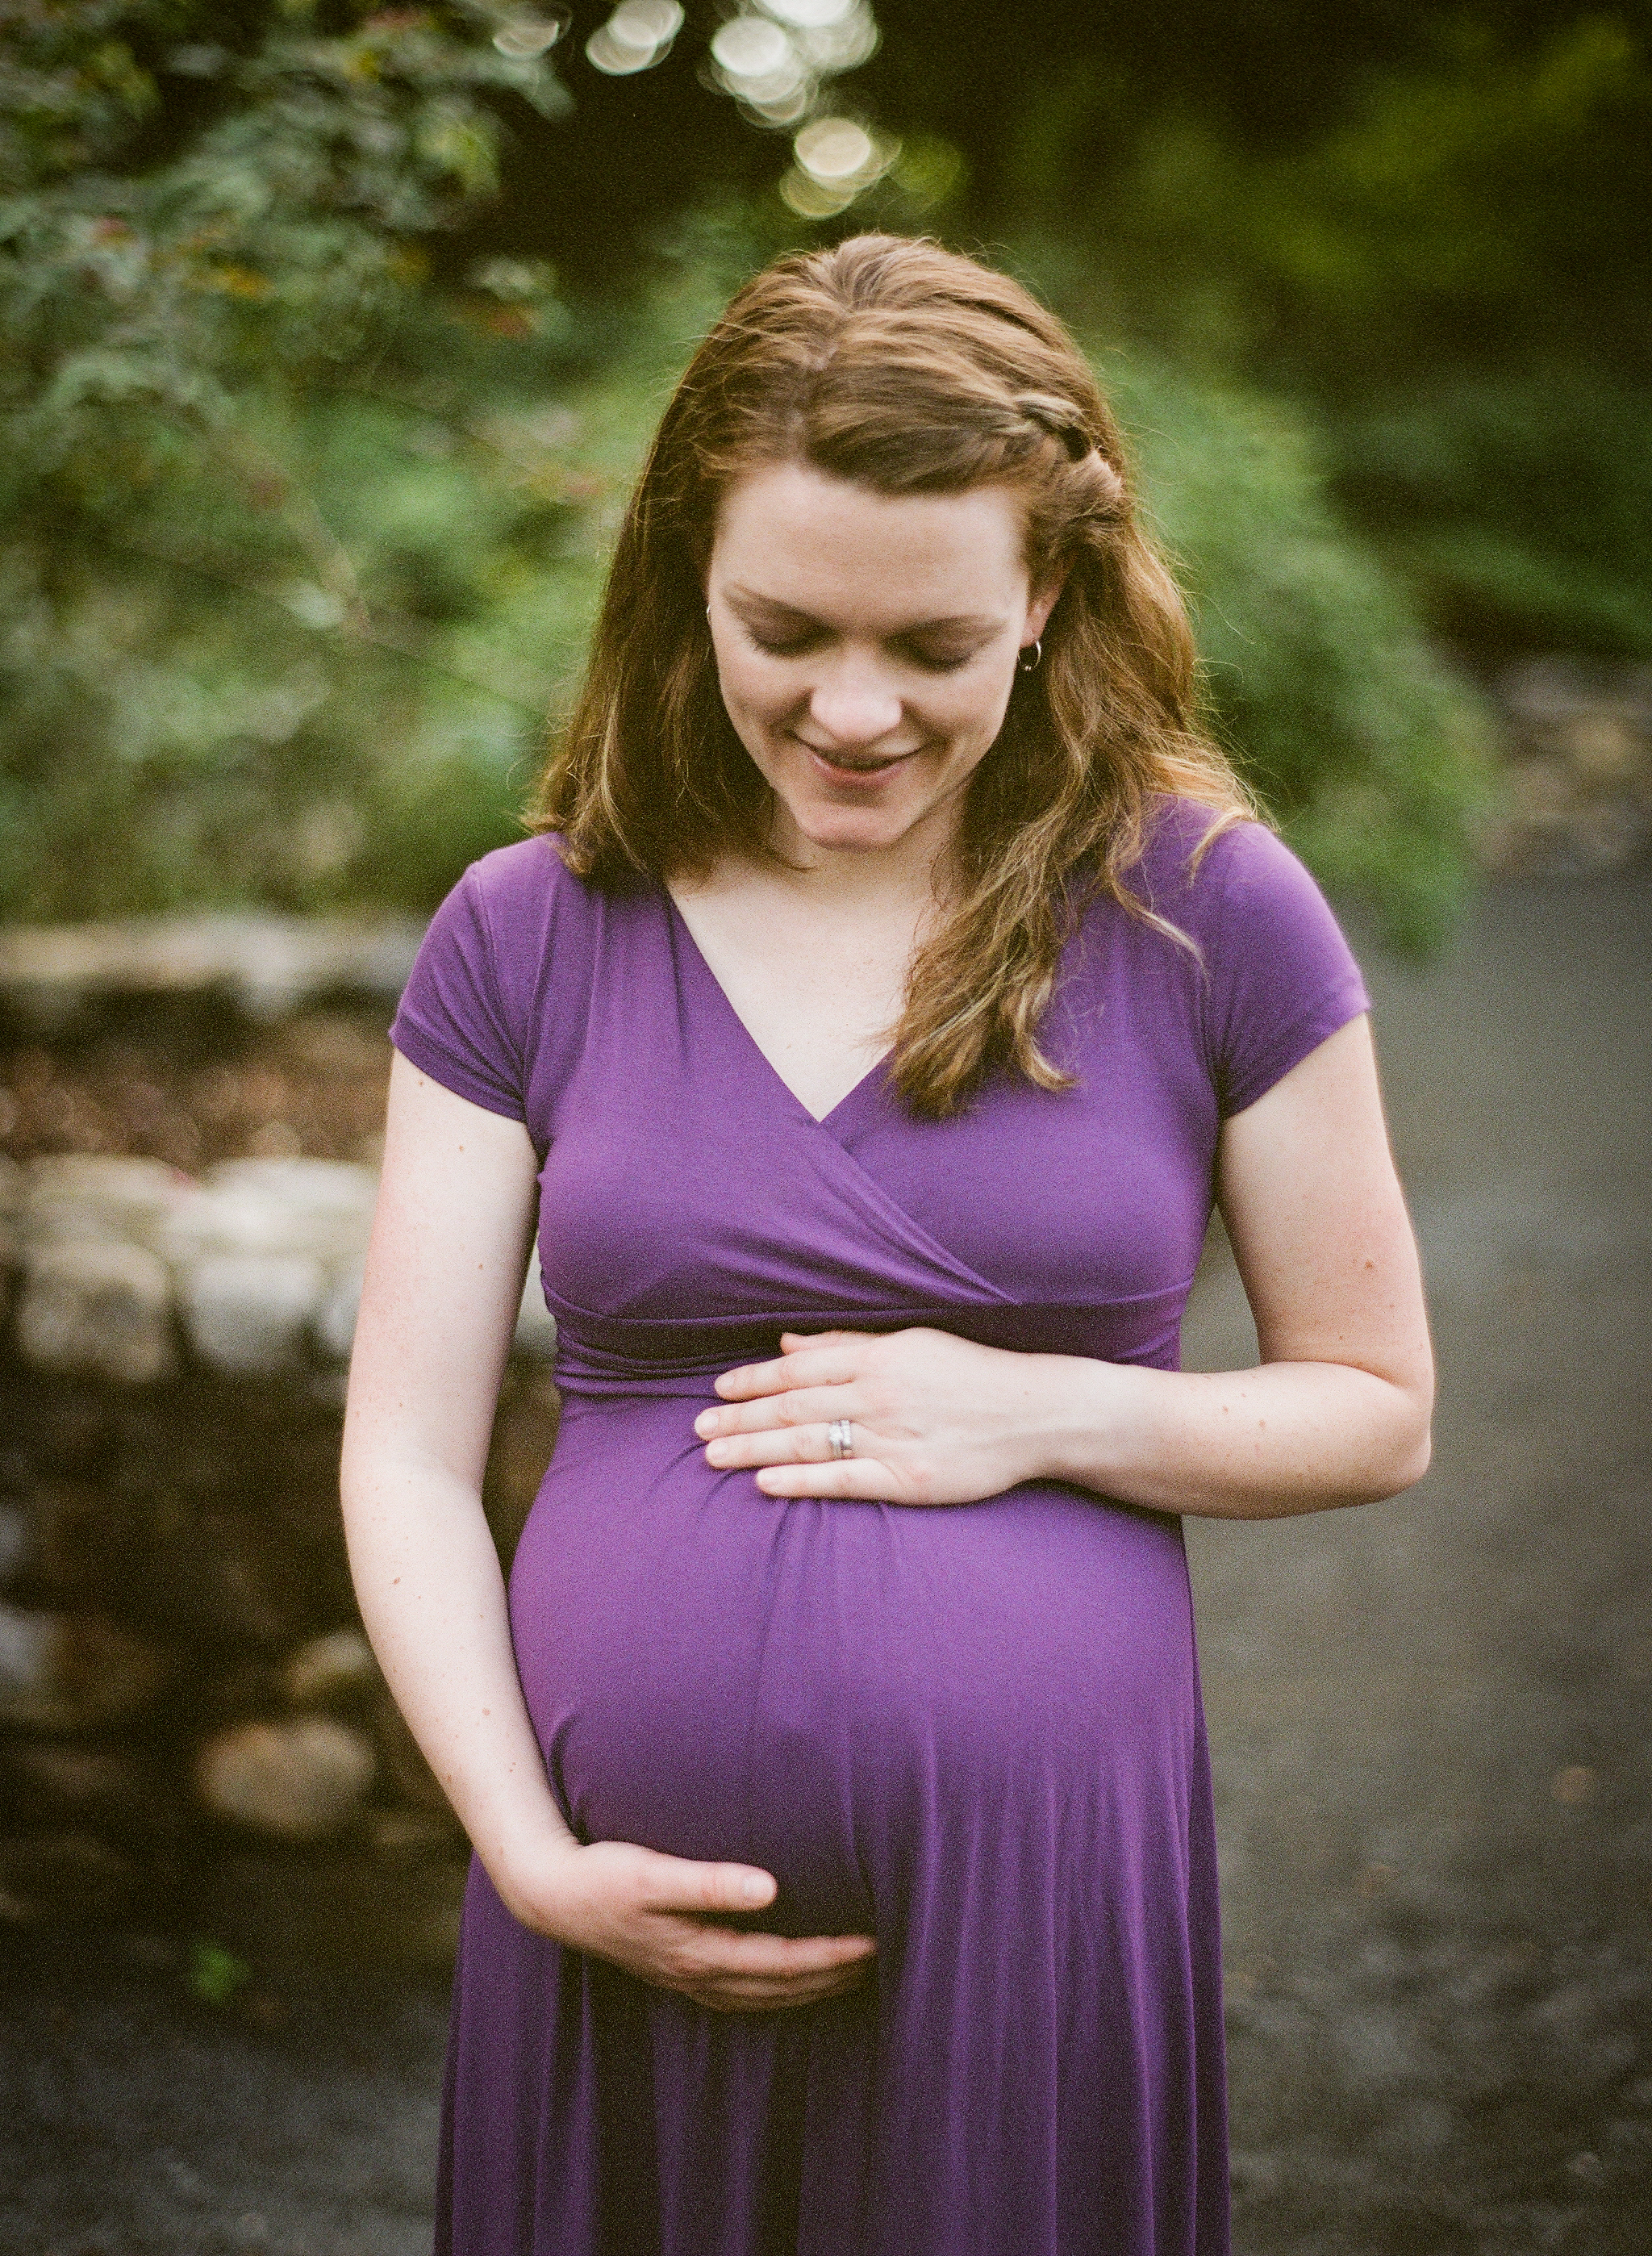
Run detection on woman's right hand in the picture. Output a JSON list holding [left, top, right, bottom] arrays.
[[501, 1836, 878, 2015]]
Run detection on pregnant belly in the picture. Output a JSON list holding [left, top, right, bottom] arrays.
[[509, 1394, 1204, 1940]]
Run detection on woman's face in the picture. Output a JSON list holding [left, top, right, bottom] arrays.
[[705, 462, 1060, 867]]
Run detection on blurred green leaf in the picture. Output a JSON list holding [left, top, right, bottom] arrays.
[[188, 1938, 252, 2007]]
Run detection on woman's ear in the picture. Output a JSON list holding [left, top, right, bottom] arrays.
[[1025, 570, 1069, 643]]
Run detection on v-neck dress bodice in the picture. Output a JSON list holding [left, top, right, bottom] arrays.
[[390, 801, 1369, 2256]]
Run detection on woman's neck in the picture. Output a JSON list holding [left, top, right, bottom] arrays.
[[756, 802, 961, 921]]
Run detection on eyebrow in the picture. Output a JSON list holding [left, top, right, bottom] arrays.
[[724, 587, 1003, 636]]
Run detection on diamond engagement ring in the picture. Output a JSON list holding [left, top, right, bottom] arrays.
[[827, 1418, 854, 1461]]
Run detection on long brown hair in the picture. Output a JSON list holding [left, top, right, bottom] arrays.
[[533, 234, 1253, 1116]]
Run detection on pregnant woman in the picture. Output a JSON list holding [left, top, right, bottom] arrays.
[[340, 236, 1434, 2256]]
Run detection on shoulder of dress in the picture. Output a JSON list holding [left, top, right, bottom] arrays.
[[459, 833, 612, 932], [1070, 799, 1258, 934], [462, 831, 570, 897]]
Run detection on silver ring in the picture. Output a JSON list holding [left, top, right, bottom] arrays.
[[827, 1418, 854, 1461]]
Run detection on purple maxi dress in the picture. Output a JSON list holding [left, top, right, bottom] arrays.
[[390, 799, 1370, 2256]]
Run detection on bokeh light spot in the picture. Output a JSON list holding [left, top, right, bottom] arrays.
[[586, 1, 682, 75], [711, 18, 795, 78], [794, 115, 874, 182], [492, 9, 570, 59]]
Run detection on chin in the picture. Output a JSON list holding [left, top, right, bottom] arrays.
[[786, 793, 920, 850]]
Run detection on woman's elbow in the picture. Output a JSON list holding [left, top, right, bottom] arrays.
[[1389, 1418, 1433, 1495], [1367, 1377, 1434, 1501]]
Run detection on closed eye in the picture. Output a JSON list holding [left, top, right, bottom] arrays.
[[745, 629, 983, 672]]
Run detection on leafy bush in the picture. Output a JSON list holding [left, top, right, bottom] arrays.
[[1004, 16, 1651, 679], [1333, 374, 1652, 662], [0, 0, 586, 922], [0, 372, 611, 920], [1113, 359, 1491, 950], [0, 284, 1492, 949]]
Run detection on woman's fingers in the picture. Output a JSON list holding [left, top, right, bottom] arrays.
[[753, 1457, 902, 1500], [686, 1965, 873, 2013], [674, 1926, 877, 1978], [526, 1840, 876, 2012], [698, 1385, 853, 1443], [636, 1853, 778, 1916], [665, 1925, 877, 2012], [713, 1332, 878, 1402], [703, 1413, 863, 1466], [708, 1432, 905, 1499]]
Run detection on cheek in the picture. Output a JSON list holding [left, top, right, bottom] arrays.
[[715, 649, 792, 722], [943, 674, 1016, 749]]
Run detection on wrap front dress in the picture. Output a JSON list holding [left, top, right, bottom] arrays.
[[389, 799, 1370, 2256]]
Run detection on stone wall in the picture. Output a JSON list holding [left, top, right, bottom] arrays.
[[0, 1128, 558, 1960]]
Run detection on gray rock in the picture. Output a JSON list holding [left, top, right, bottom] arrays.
[[0, 1602, 168, 1732], [178, 1251, 326, 1372], [161, 1156, 378, 1268], [314, 1258, 364, 1361], [0, 910, 425, 1027], [17, 1239, 175, 1383], [282, 1628, 380, 1710], [515, 1246, 557, 1360], [22, 1154, 193, 1253], [194, 1717, 376, 1842], [0, 1744, 169, 1844], [0, 1154, 20, 1293]]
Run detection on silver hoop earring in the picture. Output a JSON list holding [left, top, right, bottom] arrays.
[[1017, 637, 1043, 674]]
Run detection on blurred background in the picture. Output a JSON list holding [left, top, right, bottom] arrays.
[[0, 6, 1647, 2253]]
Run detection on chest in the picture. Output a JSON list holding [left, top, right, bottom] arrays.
[[665, 879, 920, 1123], [528, 886, 1224, 1351]]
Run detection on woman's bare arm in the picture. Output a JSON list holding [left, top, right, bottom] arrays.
[[1039, 1011, 1433, 1516], [340, 1051, 556, 1877], [340, 1051, 875, 2007]]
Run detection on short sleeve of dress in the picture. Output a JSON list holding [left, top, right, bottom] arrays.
[[390, 865, 525, 1122], [1203, 822, 1371, 1118]]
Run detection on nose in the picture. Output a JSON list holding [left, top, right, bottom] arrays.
[[804, 654, 904, 749]]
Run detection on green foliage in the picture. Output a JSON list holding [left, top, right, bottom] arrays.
[[1007, 15, 1652, 386], [1006, 15, 1652, 670], [1335, 374, 1652, 661], [0, 0, 582, 919], [0, 368, 623, 920], [0, 3, 569, 438], [0, 5, 1496, 947], [187, 1936, 251, 2007], [0, 264, 1492, 948], [1114, 360, 1491, 950]]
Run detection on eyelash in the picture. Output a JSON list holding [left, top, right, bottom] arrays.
[[748, 633, 975, 675]]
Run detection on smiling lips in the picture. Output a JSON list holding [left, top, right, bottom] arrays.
[[802, 740, 921, 783]]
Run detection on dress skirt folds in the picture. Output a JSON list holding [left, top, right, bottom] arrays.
[[389, 802, 1371, 2256]]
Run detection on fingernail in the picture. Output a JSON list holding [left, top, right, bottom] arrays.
[[707, 1441, 730, 1464], [742, 1874, 773, 1906], [694, 1410, 715, 1435]]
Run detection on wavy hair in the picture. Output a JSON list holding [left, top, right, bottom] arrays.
[[532, 234, 1254, 1116]]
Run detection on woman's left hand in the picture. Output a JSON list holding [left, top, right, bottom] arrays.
[[696, 1328, 1080, 1505]]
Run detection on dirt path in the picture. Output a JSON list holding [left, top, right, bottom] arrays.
[[1185, 867, 1651, 2254], [2, 869, 1648, 2256]]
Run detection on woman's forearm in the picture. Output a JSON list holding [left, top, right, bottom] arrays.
[[1030, 1352, 1433, 1519], [340, 1448, 576, 1901]]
